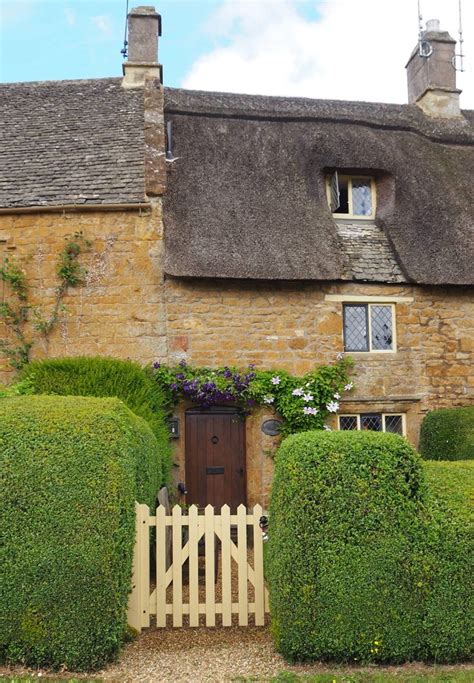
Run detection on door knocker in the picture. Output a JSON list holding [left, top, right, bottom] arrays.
[[211, 435, 219, 444]]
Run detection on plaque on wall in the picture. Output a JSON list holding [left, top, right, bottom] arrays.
[[261, 419, 282, 436]]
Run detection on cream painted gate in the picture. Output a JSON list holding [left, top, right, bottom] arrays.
[[127, 503, 269, 630]]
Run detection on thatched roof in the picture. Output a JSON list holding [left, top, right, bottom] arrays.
[[163, 89, 474, 286], [1, 79, 472, 285]]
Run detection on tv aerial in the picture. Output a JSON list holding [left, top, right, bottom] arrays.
[[417, 0, 466, 71]]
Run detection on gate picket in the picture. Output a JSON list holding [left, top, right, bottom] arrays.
[[127, 503, 269, 631]]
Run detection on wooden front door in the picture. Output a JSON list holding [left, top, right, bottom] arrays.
[[185, 407, 246, 510]]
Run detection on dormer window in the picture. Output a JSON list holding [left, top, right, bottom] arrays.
[[327, 173, 376, 219]]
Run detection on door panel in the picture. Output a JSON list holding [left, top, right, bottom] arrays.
[[185, 409, 246, 510]]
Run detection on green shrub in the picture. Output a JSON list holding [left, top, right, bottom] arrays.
[[21, 356, 171, 483], [267, 431, 473, 664], [419, 460, 473, 661], [0, 395, 159, 671], [419, 407, 474, 461]]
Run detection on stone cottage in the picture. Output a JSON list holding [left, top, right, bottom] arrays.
[[0, 7, 472, 507]]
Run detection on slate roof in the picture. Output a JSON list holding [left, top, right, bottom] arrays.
[[0, 78, 146, 207], [163, 88, 474, 286]]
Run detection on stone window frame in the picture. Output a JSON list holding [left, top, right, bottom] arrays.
[[338, 412, 406, 436], [325, 294, 415, 355], [326, 172, 376, 219], [343, 302, 396, 353]]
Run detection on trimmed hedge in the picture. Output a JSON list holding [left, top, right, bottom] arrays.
[[267, 431, 473, 664], [0, 395, 159, 671], [419, 407, 474, 461], [21, 356, 172, 483]]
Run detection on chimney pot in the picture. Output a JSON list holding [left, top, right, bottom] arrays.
[[425, 18, 440, 33]]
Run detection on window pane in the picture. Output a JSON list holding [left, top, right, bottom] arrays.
[[344, 305, 368, 351], [340, 416, 358, 430], [370, 305, 393, 350], [384, 415, 403, 435], [352, 179, 372, 215], [361, 414, 382, 431], [333, 177, 349, 214]]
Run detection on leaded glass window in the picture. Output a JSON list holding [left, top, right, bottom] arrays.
[[343, 303, 394, 352], [338, 414, 405, 436], [339, 415, 358, 430], [384, 414, 403, 435], [327, 174, 375, 218]]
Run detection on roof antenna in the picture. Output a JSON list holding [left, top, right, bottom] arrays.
[[120, 0, 129, 59], [417, 0, 433, 57], [453, 0, 466, 71], [166, 121, 180, 163]]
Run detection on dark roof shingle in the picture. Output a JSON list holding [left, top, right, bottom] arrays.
[[0, 78, 146, 207]]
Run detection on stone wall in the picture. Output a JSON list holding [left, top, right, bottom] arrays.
[[0, 203, 166, 383], [164, 277, 473, 506], [1, 206, 472, 507]]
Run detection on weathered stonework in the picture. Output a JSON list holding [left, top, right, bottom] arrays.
[[0, 204, 167, 382], [1, 205, 472, 508], [163, 278, 473, 506]]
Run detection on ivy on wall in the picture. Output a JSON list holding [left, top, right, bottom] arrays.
[[0, 231, 91, 371], [152, 356, 353, 436]]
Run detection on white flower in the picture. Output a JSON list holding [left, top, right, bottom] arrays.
[[305, 382, 311, 387], [302, 393, 314, 402], [292, 387, 304, 396], [344, 382, 353, 391], [271, 376, 281, 385], [263, 395, 274, 404], [303, 406, 319, 416], [326, 401, 340, 413], [323, 425, 332, 431], [336, 352, 344, 360], [333, 392, 341, 400]]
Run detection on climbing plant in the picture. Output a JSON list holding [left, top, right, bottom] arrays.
[[0, 231, 91, 371], [152, 356, 354, 437]]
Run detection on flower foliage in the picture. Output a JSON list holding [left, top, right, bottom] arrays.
[[152, 356, 353, 436]]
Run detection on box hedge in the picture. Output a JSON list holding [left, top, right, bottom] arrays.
[[267, 431, 473, 664], [0, 395, 160, 671], [419, 406, 474, 460], [21, 356, 172, 483]]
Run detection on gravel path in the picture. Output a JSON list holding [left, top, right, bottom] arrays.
[[96, 626, 473, 683], [2, 628, 473, 683]]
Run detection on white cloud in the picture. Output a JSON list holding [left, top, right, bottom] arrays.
[[64, 7, 76, 27], [183, 0, 474, 108], [92, 14, 113, 39]]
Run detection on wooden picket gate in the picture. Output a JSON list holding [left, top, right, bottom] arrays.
[[127, 503, 269, 631]]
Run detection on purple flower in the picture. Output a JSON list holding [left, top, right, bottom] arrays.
[[223, 367, 233, 379], [170, 383, 178, 391], [176, 373, 185, 380], [152, 361, 161, 369], [179, 359, 187, 367]]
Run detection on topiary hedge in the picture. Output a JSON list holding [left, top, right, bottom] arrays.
[[267, 431, 473, 664], [419, 406, 474, 461], [0, 395, 160, 671], [21, 356, 172, 483]]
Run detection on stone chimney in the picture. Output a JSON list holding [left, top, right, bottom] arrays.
[[122, 6, 162, 88], [406, 19, 462, 118]]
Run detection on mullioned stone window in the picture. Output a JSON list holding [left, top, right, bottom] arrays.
[[339, 413, 405, 436]]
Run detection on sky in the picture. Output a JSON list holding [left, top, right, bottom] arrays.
[[0, 0, 472, 107]]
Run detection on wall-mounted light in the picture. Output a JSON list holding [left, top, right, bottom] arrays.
[[168, 418, 180, 438]]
